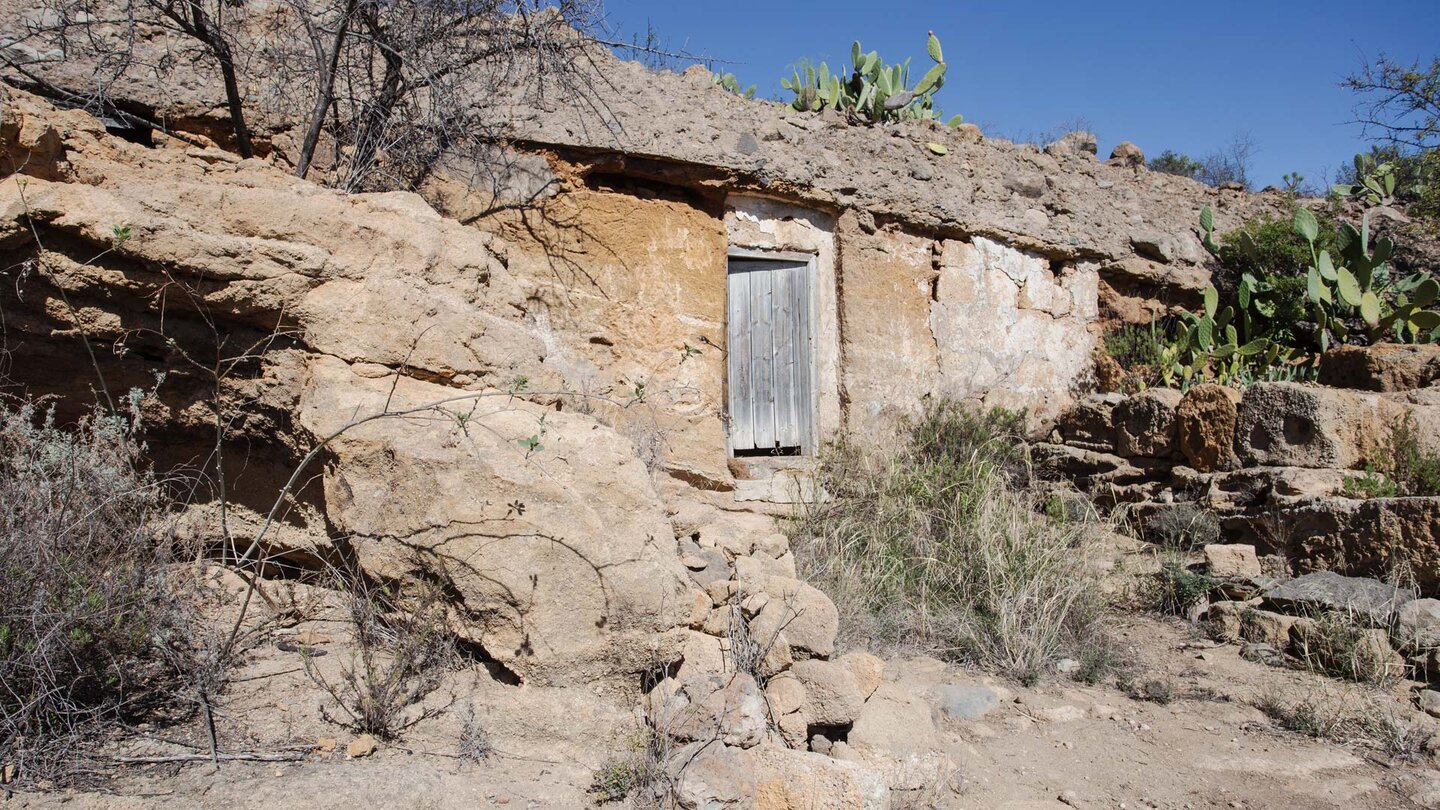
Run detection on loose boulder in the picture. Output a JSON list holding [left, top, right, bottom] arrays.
[[653, 673, 769, 749], [1176, 384, 1240, 471], [1057, 393, 1124, 451], [1107, 141, 1146, 168], [1264, 571, 1415, 627], [1395, 598, 1440, 651], [1235, 382, 1390, 469], [1318, 343, 1440, 392], [751, 746, 890, 810], [299, 357, 691, 686], [1114, 388, 1182, 458], [754, 577, 840, 660], [790, 659, 865, 727], [1204, 543, 1261, 579]]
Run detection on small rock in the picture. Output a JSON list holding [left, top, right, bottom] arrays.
[[1041, 705, 1086, 723], [838, 651, 885, 700], [346, 734, 378, 758], [1056, 657, 1080, 676], [934, 684, 1000, 720], [1204, 544, 1261, 579], [809, 733, 833, 755], [1129, 229, 1175, 263], [740, 590, 769, 618], [1113, 388, 1182, 458], [1089, 704, 1120, 721], [1411, 776, 1440, 810], [1107, 141, 1145, 168], [1240, 641, 1284, 667], [764, 672, 807, 717], [1396, 598, 1440, 650], [1047, 130, 1098, 158], [1265, 571, 1415, 627], [315, 737, 337, 754], [790, 659, 864, 726], [1240, 609, 1298, 649], [1418, 689, 1440, 719], [1177, 384, 1241, 472], [1059, 789, 1082, 807]]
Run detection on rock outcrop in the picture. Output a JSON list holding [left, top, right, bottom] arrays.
[[1, 84, 694, 686], [1042, 367, 1440, 591]]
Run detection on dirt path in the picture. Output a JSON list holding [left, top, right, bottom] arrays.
[[8, 606, 1440, 809]]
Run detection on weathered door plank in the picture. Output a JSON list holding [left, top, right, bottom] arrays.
[[793, 261, 813, 453], [728, 257, 811, 453], [727, 268, 753, 451], [749, 266, 776, 449], [773, 264, 799, 449]]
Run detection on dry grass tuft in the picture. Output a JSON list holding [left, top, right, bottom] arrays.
[[790, 400, 1113, 684], [1256, 683, 1429, 759]]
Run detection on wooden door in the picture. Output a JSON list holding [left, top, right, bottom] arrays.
[[727, 256, 812, 454]]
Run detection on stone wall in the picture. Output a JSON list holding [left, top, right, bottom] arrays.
[[473, 168, 1101, 494], [1039, 346, 1440, 591], [0, 0, 1302, 461]]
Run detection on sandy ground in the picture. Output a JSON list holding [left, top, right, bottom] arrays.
[[8, 573, 1440, 809]]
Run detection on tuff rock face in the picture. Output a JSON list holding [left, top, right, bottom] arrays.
[[0, 17, 1386, 797], [1, 85, 694, 686]]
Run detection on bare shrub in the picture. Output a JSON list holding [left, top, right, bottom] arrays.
[[456, 703, 492, 762], [1257, 683, 1428, 759], [1146, 557, 1215, 617], [303, 561, 458, 739], [1292, 611, 1405, 685], [0, 397, 188, 782], [589, 725, 674, 807], [1142, 503, 1220, 550], [791, 400, 1112, 684]]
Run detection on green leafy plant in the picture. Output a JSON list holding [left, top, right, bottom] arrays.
[[1343, 469, 1400, 499], [1215, 210, 1338, 281], [710, 71, 756, 99], [1149, 150, 1204, 180], [0, 397, 191, 782], [1103, 319, 1167, 370], [1157, 199, 1440, 389], [517, 415, 547, 457], [1152, 562, 1214, 616], [1155, 281, 1279, 388], [1348, 413, 1440, 498], [1332, 152, 1398, 206], [1142, 504, 1221, 551], [780, 32, 963, 125], [1282, 171, 1308, 196], [1295, 206, 1440, 347]]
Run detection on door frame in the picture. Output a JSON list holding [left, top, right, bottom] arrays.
[[724, 246, 820, 457]]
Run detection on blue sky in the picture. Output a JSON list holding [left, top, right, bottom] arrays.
[[603, 0, 1439, 189]]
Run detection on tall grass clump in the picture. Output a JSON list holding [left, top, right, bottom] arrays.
[[0, 396, 186, 782], [790, 400, 1109, 684]]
